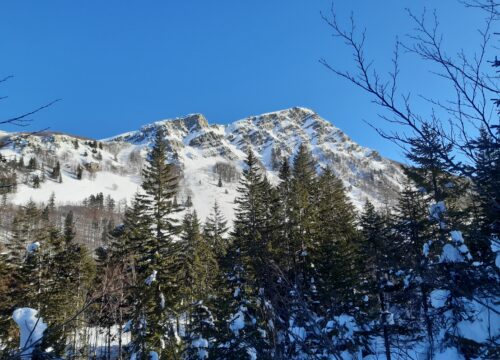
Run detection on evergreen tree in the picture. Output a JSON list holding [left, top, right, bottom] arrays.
[[218, 150, 274, 359], [315, 167, 360, 314], [178, 211, 218, 305], [32, 175, 40, 188], [471, 127, 500, 262], [128, 126, 182, 359], [203, 201, 229, 259], [28, 157, 37, 170], [359, 201, 396, 360], [289, 145, 318, 286], [76, 164, 83, 180], [51, 161, 61, 181]]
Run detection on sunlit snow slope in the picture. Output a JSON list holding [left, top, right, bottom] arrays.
[[0, 107, 406, 223]]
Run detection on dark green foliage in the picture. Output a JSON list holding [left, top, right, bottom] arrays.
[[204, 201, 229, 259], [51, 161, 61, 181], [76, 164, 83, 180]]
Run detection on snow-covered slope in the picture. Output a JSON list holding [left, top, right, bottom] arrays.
[[0, 107, 406, 222]]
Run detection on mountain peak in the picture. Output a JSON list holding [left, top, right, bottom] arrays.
[[245, 106, 317, 123], [154, 113, 209, 132]]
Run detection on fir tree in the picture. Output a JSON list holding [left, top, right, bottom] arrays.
[[76, 164, 83, 180], [128, 126, 182, 359], [203, 201, 229, 259], [51, 161, 61, 181], [178, 211, 218, 305], [220, 150, 274, 358], [359, 201, 396, 360]]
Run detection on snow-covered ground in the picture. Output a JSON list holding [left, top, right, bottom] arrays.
[[1, 107, 406, 223]]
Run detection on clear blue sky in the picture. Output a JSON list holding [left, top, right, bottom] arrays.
[[0, 0, 485, 161]]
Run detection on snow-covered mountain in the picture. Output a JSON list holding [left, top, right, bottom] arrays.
[[0, 107, 406, 222]]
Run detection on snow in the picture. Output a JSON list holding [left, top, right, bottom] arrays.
[[233, 287, 240, 299], [246, 347, 257, 360], [435, 347, 463, 360], [457, 298, 500, 343], [438, 231, 474, 263], [10, 171, 141, 206], [123, 320, 132, 332], [159, 292, 165, 309], [1, 107, 406, 223], [191, 336, 209, 359], [12, 308, 48, 359], [490, 237, 500, 268], [440, 244, 464, 263], [145, 270, 157, 286], [26, 242, 40, 253], [191, 337, 209, 348], [429, 201, 446, 221], [289, 326, 306, 342], [325, 314, 358, 340], [229, 307, 246, 335], [423, 242, 430, 257], [450, 230, 463, 243], [430, 289, 450, 308]]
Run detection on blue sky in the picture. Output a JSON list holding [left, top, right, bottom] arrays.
[[0, 1, 486, 161]]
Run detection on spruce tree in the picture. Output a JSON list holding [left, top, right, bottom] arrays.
[[218, 150, 274, 359], [128, 126, 182, 359], [315, 167, 360, 314], [204, 201, 229, 259], [359, 201, 395, 360]]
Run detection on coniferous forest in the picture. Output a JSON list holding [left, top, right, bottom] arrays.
[[0, 121, 498, 359], [0, 1, 499, 360]]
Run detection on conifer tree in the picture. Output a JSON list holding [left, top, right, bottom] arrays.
[[219, 150, 274, 359], [471, 127, 500, 262], [127, 126, 182, 359], [204, 201, 229, 259], [179, 211, 218, 305], [359, 201, 395, 360], [76, 164, 83, 180], [288, 145, 319, 307], [392, 183, 435, 345], [51, 161, 61, 181], [178, 211, 219, 358], [315, 167, 360, 314]]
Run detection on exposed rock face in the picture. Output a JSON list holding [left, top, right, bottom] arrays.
[[0, 107, 406, 216]]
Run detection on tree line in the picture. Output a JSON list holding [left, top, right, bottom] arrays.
[[0, 121, 498, 359]]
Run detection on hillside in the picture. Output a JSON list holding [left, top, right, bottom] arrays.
[[0, 107, 405, 222]]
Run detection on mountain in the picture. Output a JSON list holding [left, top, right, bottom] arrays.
[[0, 107, 406, 222]]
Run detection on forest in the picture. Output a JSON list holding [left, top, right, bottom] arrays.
[[0, 1, 499, 359]]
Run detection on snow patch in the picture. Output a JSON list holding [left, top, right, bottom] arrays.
[[12, 308, 48, 359]]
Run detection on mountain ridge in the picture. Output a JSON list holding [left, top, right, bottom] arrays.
[[0, 106, 406, 222]]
